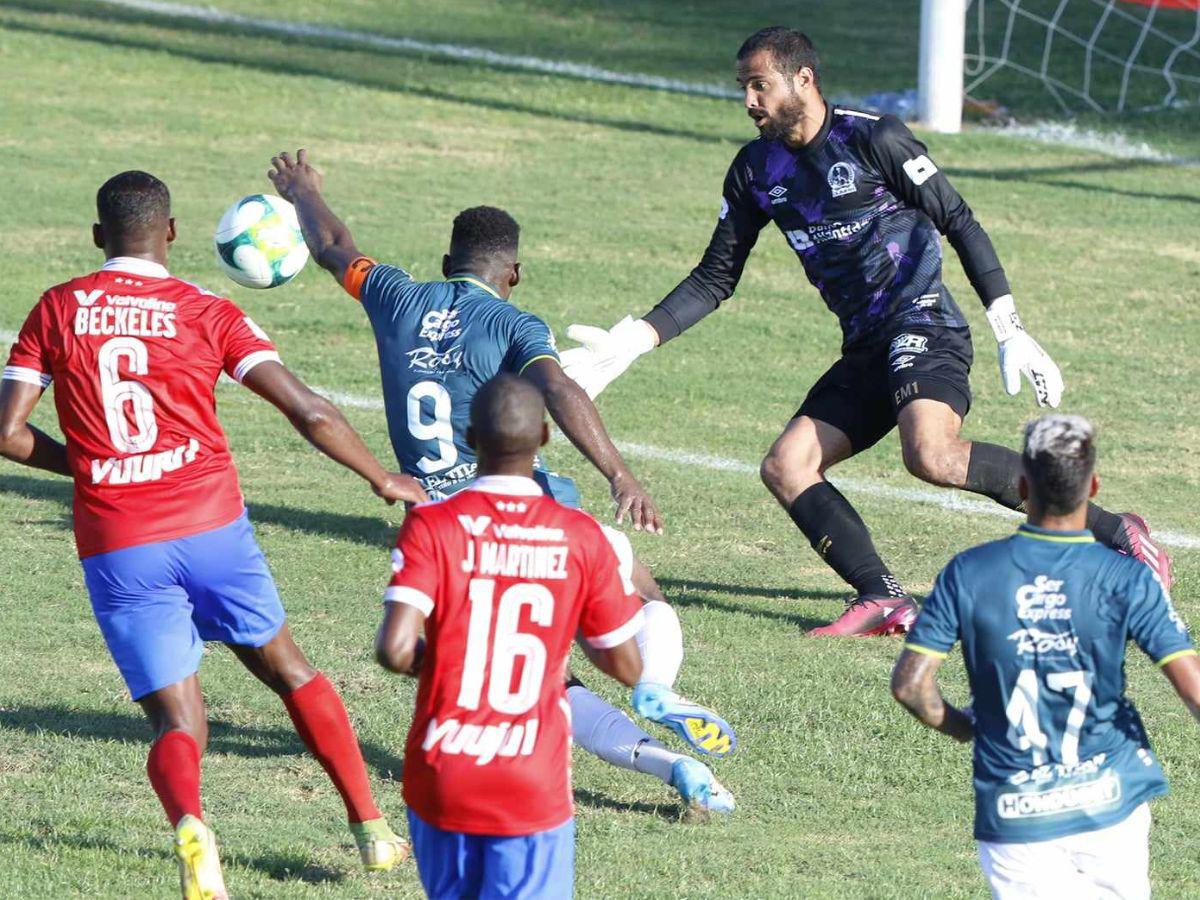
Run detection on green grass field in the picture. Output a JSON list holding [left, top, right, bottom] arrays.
[[1, 1, 1199, 897]]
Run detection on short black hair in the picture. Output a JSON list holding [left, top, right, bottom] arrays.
[[96, 170, 171, 236], [737, 27, 821, 87], [1022, 414, 1097, 516], [450, 206, 519, 264], [469, 373, 545, 458]]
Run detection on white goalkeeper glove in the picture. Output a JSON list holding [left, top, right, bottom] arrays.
[[986, 295, 1063, 408], [559, 316, 657, 400]]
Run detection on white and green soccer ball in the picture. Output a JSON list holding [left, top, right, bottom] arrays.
[[214, 193, 309, 289]]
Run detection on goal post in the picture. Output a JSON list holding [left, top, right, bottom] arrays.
[[918, 0, 969, 133]]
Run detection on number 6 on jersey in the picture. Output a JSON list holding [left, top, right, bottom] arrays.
[[457, 579, 553, 715]]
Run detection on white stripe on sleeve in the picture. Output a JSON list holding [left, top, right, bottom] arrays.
[[2, 366, 51, 388], [586, 608, 645, 650], [383, 585, 434, 616], [232, 350, 281, 383]]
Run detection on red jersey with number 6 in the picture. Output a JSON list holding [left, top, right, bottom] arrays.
[[388, 475, 644, 836], [3, 258, 280, 558]]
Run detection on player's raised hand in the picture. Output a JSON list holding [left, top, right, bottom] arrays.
[[986, 295, 1064, 408], [561, 316, 658, 400], [373, 473, 429, 506], [268, 149, 323, 203], [610, 470, 663, 534]]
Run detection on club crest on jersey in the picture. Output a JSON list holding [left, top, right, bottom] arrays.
[[420, 308, 463, 341], [827, 161, 857, 197]]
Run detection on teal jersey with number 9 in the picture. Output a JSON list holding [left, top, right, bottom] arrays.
[[906, 523, 1194, 844], [357, 264, 559, 498]]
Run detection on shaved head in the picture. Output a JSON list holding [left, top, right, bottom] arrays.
[[469, 374, 547, 465]]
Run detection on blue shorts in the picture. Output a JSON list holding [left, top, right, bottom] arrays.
[[407, 810, 575, 900], [81, 511, 285, 701], [532, 470, 582, 509]]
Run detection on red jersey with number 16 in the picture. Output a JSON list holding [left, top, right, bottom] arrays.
[[3, 258, 280, 558], [388, 475, 644, 836]]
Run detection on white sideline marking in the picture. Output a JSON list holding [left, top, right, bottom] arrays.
[[1, 325, 1196, 549], [994, 121, 1199, 168], [53, 2, 1194, 166], [89, 0, 743, 99]]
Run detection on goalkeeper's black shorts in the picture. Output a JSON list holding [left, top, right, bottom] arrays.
[[796, 325, 973, 453]]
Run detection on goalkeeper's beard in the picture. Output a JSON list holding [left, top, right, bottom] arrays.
[[757, 93, 805, 142]]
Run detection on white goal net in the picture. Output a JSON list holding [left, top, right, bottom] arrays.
[[962, 0, 1200, 113]]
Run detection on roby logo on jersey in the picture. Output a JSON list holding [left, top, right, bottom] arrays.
[[407, 345, 464, 374]]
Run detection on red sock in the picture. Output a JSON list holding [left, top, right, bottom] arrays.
[[282, 672, 381, 823], [147, 730, 203, 827]]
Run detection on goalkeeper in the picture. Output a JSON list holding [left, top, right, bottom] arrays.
[[562, 27, 1170, 636]]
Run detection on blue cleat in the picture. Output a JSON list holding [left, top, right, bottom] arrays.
[[670, 758, 735, 815], [632, 682, 737, 757]]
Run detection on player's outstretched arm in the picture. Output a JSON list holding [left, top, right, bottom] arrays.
[[268, 149, 364, 286], [375, 602, 426, 676], [560, 157, 765, 400], [242, 360, 428, 505], [891, 649, 974, 743], [0, 379, 70, 476], [522, 358, 662, 533], [1161, 654, 1200, 724]]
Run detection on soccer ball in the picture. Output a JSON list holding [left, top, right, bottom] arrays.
[[214, 194, 309, 289]]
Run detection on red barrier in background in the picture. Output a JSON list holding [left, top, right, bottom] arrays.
[[1119, 0, 1200, 9]]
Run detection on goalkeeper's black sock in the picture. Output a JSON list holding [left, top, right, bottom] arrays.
[[788, 482, 906, 598], [964, 442, 1125, 548], [964, 442, 1024, 511], [1086, 504, 1125, 549]]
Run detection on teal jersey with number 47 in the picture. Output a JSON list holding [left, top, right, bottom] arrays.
[[907, 523, 1194, 844], [356, 264, 559, 498]]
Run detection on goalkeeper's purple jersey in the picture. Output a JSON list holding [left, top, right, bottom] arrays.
[[907, 524, 1195, 844], [646, 105, 1011, 350]]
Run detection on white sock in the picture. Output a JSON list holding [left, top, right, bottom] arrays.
[[636, 600, 684, 688], [567, 684, 680, 786]]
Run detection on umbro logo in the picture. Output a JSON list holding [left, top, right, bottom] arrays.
[[768, 184, 789, 205]]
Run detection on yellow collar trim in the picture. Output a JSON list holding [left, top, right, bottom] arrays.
[[447, 275, 501, 299], [1016, 528, 1094, 544]]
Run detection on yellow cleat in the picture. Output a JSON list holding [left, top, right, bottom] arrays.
[[351, 818, 410, 872], [174, 815, 228, 900]]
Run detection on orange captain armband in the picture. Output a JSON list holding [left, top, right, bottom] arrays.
[[342, 255, 378, 301]]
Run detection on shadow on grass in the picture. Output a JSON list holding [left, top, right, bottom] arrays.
[[0, 704, 405, 783], [947, 158, 1200, 206], [0, 474, 396, 549], [658, 578, 842, 631], [0, 821, 348, 884], [0, 705, 683, 822], [573, 788, 683, 822]]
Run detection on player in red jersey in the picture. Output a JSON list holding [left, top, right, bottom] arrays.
[[376, 374, 644, 899], [0, 171, 428, 899]]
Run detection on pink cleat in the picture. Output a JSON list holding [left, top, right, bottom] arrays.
[[1115, 513, 1173, 591], [808, 594, 919, 637]]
